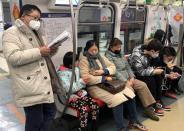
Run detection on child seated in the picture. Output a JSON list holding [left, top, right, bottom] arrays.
[[57, 52, 99, 131]]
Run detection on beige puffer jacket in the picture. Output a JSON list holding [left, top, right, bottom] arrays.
[[79, 54, 116, 85], [2, 19, 54, 107]]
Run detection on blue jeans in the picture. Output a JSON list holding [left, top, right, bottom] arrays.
[[24, 103, 56, 131], [112, 98, 138, 131]]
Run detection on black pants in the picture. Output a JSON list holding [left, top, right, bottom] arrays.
[[112, 98, 138, 131], [136, 75, 162, 101], [24, 103, 56, 131]]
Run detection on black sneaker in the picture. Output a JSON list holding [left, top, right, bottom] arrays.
[[154, 103, 164, 116], [159, 101, 172, 111], [144, 107, 159, 121]]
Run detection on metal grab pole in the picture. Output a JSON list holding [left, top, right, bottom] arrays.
[[68, 0, 77, 97], [60, 0, 77, 117], [181, 0, 184, 66]]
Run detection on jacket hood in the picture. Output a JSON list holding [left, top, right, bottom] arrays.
[[14, 19, 32, 35], [14, 19, 44, 36]]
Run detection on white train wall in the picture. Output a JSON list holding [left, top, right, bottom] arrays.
[[1, 0, 184, 66]]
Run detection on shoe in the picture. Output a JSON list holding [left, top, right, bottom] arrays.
[[159, 101, 172, 111], [162, 105, 171, 111], [128, 122, 148, 131], [156, 102, 163, 109], [164, 91, 177, 99], [144, 107, 159, 121], [154, 103, 164, 116], [155, 108, 164, 116]]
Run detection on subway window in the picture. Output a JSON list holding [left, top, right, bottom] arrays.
[[78, 5, 115, 55], [120, 6, 146, 54]]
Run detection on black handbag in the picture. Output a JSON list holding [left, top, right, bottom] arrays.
[[99, 80, 126, 94]]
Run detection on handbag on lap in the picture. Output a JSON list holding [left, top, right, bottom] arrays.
[[99, 80, 126, 94]]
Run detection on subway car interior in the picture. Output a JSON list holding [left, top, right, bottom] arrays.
[[0, 0, 184, 131]]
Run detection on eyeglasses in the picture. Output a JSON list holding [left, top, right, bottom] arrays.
[[26, 14, 41, 21]]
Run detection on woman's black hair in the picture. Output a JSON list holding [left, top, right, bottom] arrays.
[[19, 4, 41, 17], [154, 29, 166, 45], [84, 40, 97, 52], [108, 38, 122, 50]]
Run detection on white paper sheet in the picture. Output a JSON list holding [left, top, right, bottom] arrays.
[[48, 30, 71, 48]]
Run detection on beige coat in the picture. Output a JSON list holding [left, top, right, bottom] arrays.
[[79, 55, 116, 85], [2, 19, 54, 107], [79, 54, 135, 108]]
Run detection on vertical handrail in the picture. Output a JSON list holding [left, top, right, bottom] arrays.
[[181, 0, 184, 66], [60, 0, 77, 117], [0, 0, 4, 52], [164, 6, 170, 46], [68, 0, 77, 96]]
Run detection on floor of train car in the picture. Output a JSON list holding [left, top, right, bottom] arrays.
[[1, 55, 184, 131]]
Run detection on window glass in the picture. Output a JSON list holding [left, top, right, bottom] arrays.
[[78, 5, 114, 55], [120, 7, 146, 54]]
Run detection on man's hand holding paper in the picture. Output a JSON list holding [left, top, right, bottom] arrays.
[[40, 45, 51, 57], [39, 45, 58, 57]]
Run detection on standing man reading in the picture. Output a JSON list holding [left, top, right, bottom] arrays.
[[3, 4, 60, 131]]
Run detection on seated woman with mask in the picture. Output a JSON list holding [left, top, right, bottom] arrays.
[[105, 38, 159, 121], [79, 40, 148, 131]]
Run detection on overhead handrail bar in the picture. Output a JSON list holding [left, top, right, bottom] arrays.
[[151, 2, 160, 12], [99, 0, 110, 8], [136, 0, 146, 12], [120, 0, 130, 11]]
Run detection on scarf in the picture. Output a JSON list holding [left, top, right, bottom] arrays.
[[35, 31, 66, 98], [83, 51, 106, 70]]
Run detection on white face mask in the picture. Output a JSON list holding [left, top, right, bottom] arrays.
[[151, 53, 159, 58], [29, 20, 40, 30]]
